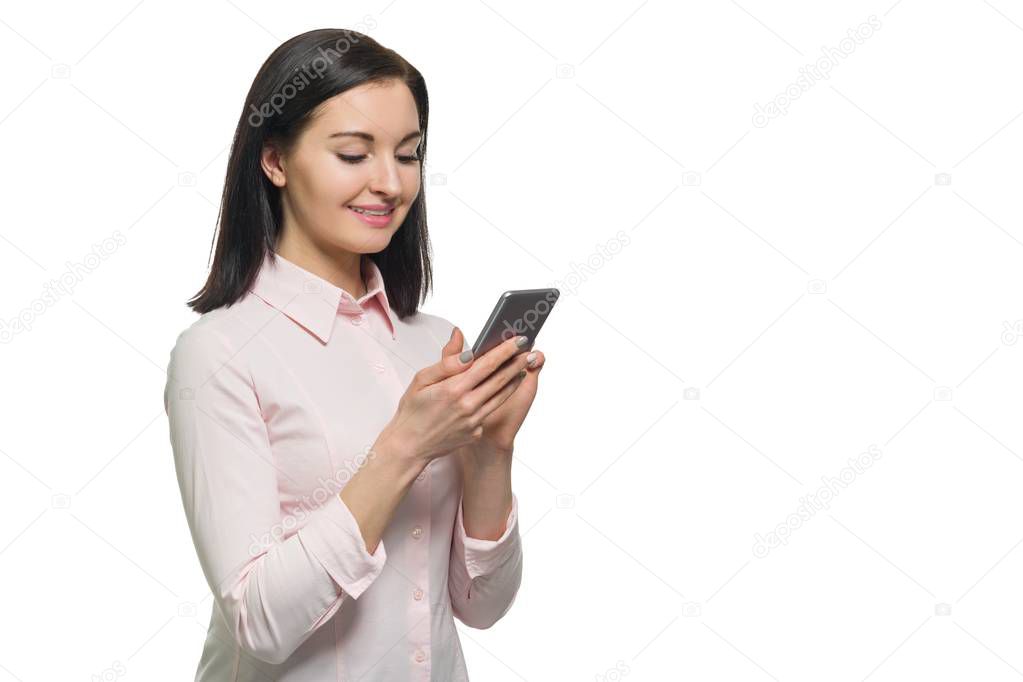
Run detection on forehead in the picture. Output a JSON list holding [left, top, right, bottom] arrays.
[[308, 80, 419, 141]]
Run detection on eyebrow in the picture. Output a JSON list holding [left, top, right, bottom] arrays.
[[328, 130, 422, 145]]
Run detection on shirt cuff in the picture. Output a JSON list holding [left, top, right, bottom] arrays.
[[455, 492, 521, 580], [298, 493, 387, 600]]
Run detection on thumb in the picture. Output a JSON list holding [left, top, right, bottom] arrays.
[[416, 326, 474, 388], [442, 325, 464, 359]]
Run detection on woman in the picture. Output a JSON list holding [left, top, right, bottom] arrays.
[[163, 28, 546, 681]]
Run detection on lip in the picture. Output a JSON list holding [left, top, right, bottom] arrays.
[[347, 205, 396, 228]]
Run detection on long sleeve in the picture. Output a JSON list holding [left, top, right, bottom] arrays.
[[164, 325, 387, 665], [448, 492, 523, 629]]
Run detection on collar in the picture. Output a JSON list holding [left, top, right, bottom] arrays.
[[249, 250, 397, 343]]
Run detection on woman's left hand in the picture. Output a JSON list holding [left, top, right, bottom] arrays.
[[442, 327, 546, 456]]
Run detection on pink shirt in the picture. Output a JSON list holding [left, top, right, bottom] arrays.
[[163, 251, 522, 681]]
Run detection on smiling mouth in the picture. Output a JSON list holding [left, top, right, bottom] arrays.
[[348, 206, 395, 216]]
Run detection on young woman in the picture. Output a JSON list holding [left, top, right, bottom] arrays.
[[164, 28, 546, 681]]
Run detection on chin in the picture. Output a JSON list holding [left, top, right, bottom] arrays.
[[350, 231, 394, 252]]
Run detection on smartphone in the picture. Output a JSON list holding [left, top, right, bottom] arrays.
[[471, 288, 560, 357]]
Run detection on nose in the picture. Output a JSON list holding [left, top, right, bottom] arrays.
[[368, 155, 402, 198]]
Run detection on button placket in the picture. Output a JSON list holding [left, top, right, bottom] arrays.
[[406, 445, 431, 676]]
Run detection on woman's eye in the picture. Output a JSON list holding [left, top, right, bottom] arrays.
[[336, 153, 420, 165]]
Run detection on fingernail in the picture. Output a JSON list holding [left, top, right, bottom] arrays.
[[459, 350, 473, 363], [526, 352, 537, 367], [515, 335, 529, 348]]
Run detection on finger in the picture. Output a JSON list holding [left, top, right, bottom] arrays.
[[457, 335, 530, 391], [466, 348, 531, 409], [414, 326, 475, 388], [524, 350, 545, 371], [474, 367, 526, 420]]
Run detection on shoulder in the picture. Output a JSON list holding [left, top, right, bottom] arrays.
[[405, 310, 473, 354], [404, 310, 461, 346], [169, 291, 271, 352], [166, 302, 258, 382], [164, 303, 265, 414], [170, 307, 230, 352]]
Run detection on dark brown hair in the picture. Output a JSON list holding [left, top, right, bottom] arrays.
[[188, 28, 432, 318]]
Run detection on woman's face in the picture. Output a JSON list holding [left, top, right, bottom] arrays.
[[262, 79, 422, 256]]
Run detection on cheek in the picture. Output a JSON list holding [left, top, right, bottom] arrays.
[[308, 163, 363, 206], [402, 167, 422, 201]]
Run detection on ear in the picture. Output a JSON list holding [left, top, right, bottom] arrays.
[[260, 142, 287, 188]]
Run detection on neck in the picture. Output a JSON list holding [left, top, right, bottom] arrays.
[[275, 224, 367, 299]]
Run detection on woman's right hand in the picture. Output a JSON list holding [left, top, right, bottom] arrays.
[[379, 328, 533, 465]]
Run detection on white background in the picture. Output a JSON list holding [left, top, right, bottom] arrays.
[[2, 1, 1023, 680]]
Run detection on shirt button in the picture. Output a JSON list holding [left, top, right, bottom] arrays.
[[350, 314, 364, 326], [413, 588, 424, 601], [411, 525, 423, 540], [373, 362, 386, 373], [414, 649, 427, 663]]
